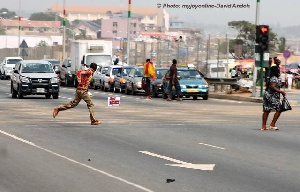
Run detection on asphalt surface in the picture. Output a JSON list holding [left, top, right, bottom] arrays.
[[0, 80, 299, 192]]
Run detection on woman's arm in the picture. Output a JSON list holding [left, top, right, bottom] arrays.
[[270, 82, 286, 96]]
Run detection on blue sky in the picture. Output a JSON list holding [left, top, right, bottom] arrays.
[[1, 0, 299, 27]]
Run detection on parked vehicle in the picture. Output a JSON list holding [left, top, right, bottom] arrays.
[[93, 64, 109, 90], [113, 65, 134, 93], [11, 60, 60, 99], [70, 40, 113, 85], [43, 59, 61, 72], [0, 57, 23, 80], [150, 67, 168, 97], [58, 58, 73, 86], [102, 65, 123, 92], [125, 67, 144, 95], [161, 68, 209, 100]]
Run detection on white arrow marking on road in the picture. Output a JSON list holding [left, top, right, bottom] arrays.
[[139, 151, 215, 171]]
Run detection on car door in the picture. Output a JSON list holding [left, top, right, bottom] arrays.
[[126, 68, 135, 91], [11, 62, 21, 90]]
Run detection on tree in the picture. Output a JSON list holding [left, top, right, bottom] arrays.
[[0, 8, 17, 19], [228, 20, 278, 58], [36, 40, 48, 47], [29, 12, 56, 21], [278, 37, 286, 52]]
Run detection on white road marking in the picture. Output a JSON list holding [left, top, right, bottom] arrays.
[[199, 143, 225, 150], [139, 151, 215, 171], [0, 129, 154, 192], [67, 98, 72, 100]]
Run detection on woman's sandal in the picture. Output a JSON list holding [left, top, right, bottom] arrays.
[[261, 127, 269, 131], [269, 126, 279, 130]]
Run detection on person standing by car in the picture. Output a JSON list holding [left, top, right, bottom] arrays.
[[261, 65, 286, 131], [167, 59, 182, 101], [52, 63, 101, 125], [143, 59, 156, 99]]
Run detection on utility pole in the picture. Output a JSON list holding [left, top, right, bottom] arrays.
[[252, 0, 260, 97], [196, 37, 200, 70], [217, 38, 220, 78], [62, 0, 66, 62], [126, 0, 131, 65], [18, 0, 21, 56], [206, 34, 210, 75]]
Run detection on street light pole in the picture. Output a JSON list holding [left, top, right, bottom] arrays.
[[62, 0, 66, 62], [251, 0, 260, 97], [126, 0, 131, 65], [18, 0, 21, 56]]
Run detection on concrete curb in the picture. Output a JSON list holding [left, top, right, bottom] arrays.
[[209, 93, 263, 103], [209, 93, 298, 106]]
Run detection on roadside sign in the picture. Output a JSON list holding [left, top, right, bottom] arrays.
[[283, 50, 291, 59], [108, 97, 120, 106], [19, 39, 29, 48]]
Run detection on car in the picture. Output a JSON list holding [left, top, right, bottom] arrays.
[[58, 58, 73, 86], [0, 57, 23, 80], [113, 65, 134, 93], [102, 65, 123, 92], [125, 66, 144, 95], [43, 59, 60, 72], [11, 60, 60, 99], [150, 67, 169, 98], [93, 64, 110, 90], [161, 68, 209, 100]]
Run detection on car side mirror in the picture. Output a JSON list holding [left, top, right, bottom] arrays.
[[14, 70, 18, 74], [106, 74, 110, 76], [62, 65, 66, 68]]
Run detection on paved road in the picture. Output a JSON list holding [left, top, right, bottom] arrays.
[[0, 80, 299, 192]]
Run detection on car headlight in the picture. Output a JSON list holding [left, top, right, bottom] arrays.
[[180, 85, 186, 88], [156, 84, 161, 87], [135, 81, 142, 85], [51, 77, 58, 83], [20, 76, 30, 83], [198, 85, 209, 88]]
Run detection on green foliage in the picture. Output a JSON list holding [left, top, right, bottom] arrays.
[[29, 12, 57, 21], [228, 20, 278, 57], [0, 8, 17, 19], [278, 37, 286, 52], [36, 40, 48, 47]]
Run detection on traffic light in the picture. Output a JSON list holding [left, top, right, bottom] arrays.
[[256, 25, 269, 52]]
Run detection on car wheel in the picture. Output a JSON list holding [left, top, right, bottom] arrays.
[[114, 86, 120, 93], [152, 86, 158, 98], [203, 95, 208, 100], [45, 94, 51, 99], [162, 88, 167, 99], [17, 86, 23, 99], [11, 83, 17, 98], [53, 94, 59, 99], [125, 87, 130, 95], [192, 96, 197, 100]]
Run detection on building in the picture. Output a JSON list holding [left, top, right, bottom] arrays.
[[48, 5, 169, 32], [0, 19, 61, 36]]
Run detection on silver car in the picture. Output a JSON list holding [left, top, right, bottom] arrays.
[[125, 67, 144, 95]]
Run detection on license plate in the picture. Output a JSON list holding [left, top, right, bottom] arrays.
[[36, 88, 45, 93], [187, 89, 198, 93]]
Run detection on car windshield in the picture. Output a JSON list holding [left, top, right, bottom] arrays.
[[46, 60, 60, 65], [135, 68, 144, 77], [86, 55, 112, 65], [156, 69, 168, 79], [22, 63, 54, 73], [7, 59, 22, 64], [122, 67, 133, 76], [177, 70, 202, 79], [112, 68, 122, 75]]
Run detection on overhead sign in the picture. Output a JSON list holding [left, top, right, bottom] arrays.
[[283, 50, 291, 59]]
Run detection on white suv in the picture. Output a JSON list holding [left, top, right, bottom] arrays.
[[0, 57, 23, 80]]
